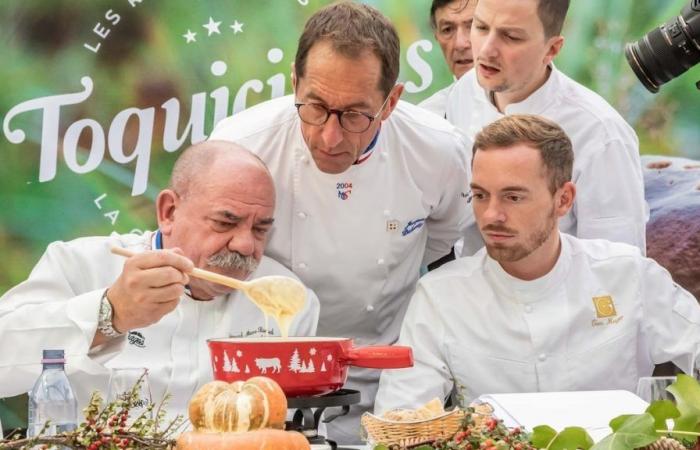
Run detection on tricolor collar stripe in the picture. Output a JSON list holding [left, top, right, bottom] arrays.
[[353, 127, 380, 165]]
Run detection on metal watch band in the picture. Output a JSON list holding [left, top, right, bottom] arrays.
[[98, 290, 124, 338]]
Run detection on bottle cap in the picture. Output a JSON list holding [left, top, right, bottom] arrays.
[[41, 349, 65, 364]]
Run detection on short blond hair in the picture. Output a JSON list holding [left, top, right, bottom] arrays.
[[473, 114, 573, 193]]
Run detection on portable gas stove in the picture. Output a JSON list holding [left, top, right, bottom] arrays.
[[286, 388, 362, 450]]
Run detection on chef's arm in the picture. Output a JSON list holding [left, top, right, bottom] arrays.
[[574, 139, 647, 254], [0, 243, 123, 397], [374, 283, 453, 414], [423, 134, 471, 266], [639, 257, 700, 373]]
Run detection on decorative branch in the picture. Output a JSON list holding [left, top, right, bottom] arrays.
[[0, 374, 183, 450]]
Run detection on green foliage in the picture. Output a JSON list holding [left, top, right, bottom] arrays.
[[591, 414, 659, 450], [531, 426, 559, 449], [531, 426, 594, 450], [646, 401, 680, 432], [667, 375, 700, 434]]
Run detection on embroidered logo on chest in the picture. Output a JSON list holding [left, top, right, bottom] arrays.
[[336, 182, 353, 200], [127, 331, 146, 348], [593, 295, 617, 318], [402, 218, 426, 236], [591, 295, 624, 327]]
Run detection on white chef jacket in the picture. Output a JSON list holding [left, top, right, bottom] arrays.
[[0, 231, 320, 420], [418, 82, 455, 118], [374, 233, 700, 414], [210, 95, 471, 443], [445, 66, 648, 256]]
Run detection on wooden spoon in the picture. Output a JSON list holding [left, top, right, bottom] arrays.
[[110, 247, 307, 332]]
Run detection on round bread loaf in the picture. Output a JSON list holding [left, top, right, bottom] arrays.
[[188, 377, 287, 433]]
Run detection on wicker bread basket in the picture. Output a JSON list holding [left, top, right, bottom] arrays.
[[361, 408, 467, 448]]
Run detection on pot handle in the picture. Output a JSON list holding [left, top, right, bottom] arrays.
[[341, 345, 414, 369]]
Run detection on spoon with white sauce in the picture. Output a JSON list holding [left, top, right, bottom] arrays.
[[110, 247, 306, 337]]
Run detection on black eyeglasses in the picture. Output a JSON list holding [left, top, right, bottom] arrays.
[[294, 94, 391, 133]]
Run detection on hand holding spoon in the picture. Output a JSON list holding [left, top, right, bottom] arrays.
[[110, 246, 306, 336]]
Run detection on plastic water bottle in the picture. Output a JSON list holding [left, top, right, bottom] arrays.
[[27, 349, 78, 442]]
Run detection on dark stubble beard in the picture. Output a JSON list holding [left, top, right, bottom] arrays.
[[207, 248, 259, 274], [485, 204, 557, 263]]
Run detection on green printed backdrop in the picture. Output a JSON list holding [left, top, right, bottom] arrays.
[[1, 0, 699, 292]]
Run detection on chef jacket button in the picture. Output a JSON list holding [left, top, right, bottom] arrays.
[[383, 210, 390, 217], [297, 212, 307, 220], [366, 305, 375, 312], [377, 258, 385, 265], [298, 263, 307, 269], [300, 155, 309, 163], [524, 305, 533, 313], [380, 153, 388, 161], [538, 353, 547, 362]]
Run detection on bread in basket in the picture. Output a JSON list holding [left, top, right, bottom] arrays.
[[362, 398, 494, 448]]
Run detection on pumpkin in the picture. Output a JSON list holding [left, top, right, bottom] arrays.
[[180, 377, 308, 450], [176, 429, 310, 450], [188, 377, 288, 433]]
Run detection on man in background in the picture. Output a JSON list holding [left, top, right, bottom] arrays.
[[210, 1, 470, 443], [419, 0, 478, 117], [445, 0, 647, 256]]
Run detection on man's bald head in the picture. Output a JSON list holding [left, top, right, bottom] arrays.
[[169, 140, 274, 199], [157, 141, 276, 297]]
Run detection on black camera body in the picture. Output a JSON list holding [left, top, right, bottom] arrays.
[[625, 0, 700, 92]]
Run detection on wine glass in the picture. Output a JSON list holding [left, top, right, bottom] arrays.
[[635, 376, 676, 403], [107, 367, 152, 424]]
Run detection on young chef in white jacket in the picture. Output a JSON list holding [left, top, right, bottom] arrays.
[[0, 141, 320, 420], [419, 0, 478, 118], [445, 0, 648, 256], [209, 2, 470, 443], [375, 114, 700, 413]]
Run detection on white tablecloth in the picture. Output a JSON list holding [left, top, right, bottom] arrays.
[[478, 390, 649, 442]]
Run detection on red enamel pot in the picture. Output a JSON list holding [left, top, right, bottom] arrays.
[[208, 337, 413, 397]]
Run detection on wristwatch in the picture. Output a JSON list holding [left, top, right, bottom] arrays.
[[98, 290, 124, 338]]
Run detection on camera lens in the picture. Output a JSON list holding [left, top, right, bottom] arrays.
[[625, 2, 700, 93]]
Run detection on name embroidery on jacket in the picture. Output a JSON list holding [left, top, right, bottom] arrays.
[[229, 327, 275, 338]]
